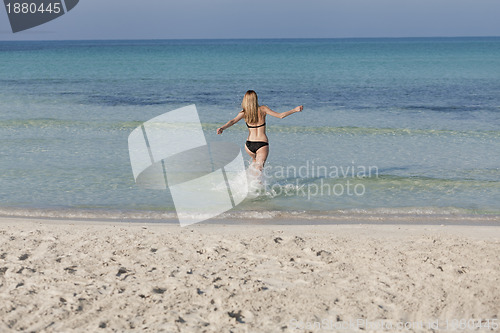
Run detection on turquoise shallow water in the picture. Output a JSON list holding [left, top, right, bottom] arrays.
[[0, 38, 499, 219]]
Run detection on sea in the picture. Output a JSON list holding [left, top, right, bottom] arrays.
[[1, 37, 499, 222]]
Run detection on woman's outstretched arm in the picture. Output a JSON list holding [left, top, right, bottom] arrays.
[[262, 105, 303, 119], [217, 111, 245, 134]]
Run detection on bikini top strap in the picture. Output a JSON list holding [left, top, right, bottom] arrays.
[[246, 122, 266, 128]]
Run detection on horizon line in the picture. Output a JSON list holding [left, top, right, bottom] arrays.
[[1, 35, 500, 43]]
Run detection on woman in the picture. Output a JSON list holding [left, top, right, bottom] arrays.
[[217, 90, 303, 170]]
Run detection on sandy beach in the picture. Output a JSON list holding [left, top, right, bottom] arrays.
[[0, 217, 499, 332]]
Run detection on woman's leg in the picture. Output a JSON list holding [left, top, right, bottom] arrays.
[[254, 145, 269, 172]]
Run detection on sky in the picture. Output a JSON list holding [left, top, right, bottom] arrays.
[[1, 0, 500, 40]]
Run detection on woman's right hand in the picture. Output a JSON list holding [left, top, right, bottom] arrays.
[[295, 105, 303, 112], [216, 127, 223, 135]]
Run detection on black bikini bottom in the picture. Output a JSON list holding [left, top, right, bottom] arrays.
[[245, 141, 269, 154]]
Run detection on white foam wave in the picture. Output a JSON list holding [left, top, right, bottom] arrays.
[[1, 206, 498, 223]]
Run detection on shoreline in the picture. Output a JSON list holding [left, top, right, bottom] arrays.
[[0, 208, 499, 227]]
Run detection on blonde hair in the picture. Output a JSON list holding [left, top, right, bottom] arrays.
[[241, 90, 260, 124]]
